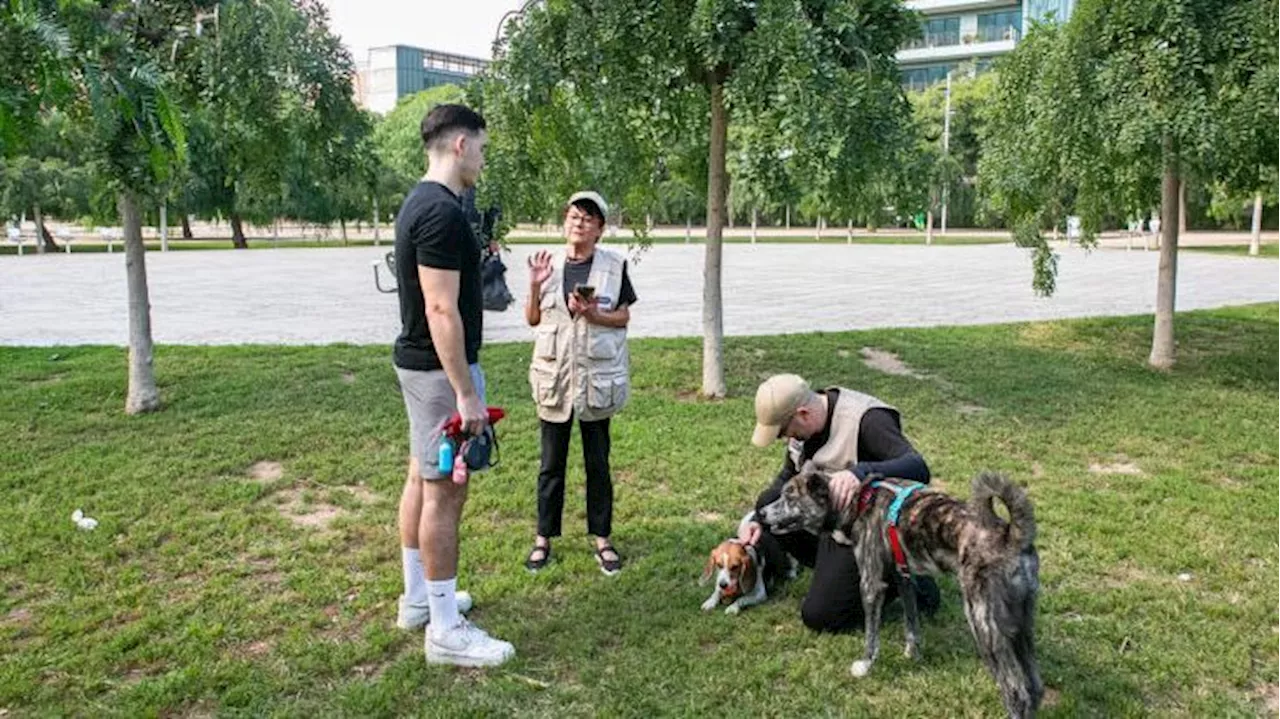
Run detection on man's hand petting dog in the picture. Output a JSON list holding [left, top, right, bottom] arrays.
[[828, 469, 860, 511], [737, 520, 762, 547]]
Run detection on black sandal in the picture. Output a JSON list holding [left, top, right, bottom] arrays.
[[525, 543, 551, 572], [595, 544, 622, 576]]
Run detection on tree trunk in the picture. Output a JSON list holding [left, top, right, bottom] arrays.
[[1250, 192, 1262, 256], [33, 204, 47, 254], [1178, 180, 1186, 234], [181, 214, 193, 239], [340, 218, 348, 245], [159, 202, 168, 252], [230, 213, 248, 249], [926, 209, 934, 245], [751, 208, 758, 244], [119, 191, 161, 414], [40, 223, 59, 251], [702, 77, 728, 399], [373, 196, 381, 245], [1148, 142, 1180, 370]]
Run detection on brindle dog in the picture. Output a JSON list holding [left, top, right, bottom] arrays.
[[758, 465, 1042, 719]]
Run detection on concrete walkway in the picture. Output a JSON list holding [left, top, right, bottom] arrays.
[[1, 243, 1275, 346]]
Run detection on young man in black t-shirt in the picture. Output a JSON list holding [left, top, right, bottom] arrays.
[[391, 104, 514, 667]]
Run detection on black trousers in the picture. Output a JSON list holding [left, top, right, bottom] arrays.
[[762, 530, 939, 633], [537, 415, 612, 539]]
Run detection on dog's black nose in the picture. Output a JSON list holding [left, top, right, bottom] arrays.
[[718, 580, 728, 589]]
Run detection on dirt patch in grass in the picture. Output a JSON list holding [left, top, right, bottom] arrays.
[[675, 389, 701, 403], [346, 485, 379, 504], [272, 487, 342, 529], [2, 608, 32, 626], [341, 371, 356, 384], [1256, 683, 1279, 716], [860, 347, 929, 380], [1042, 687, 1062, 708], [240, 640, 273, 658], [1212, 474, 1244, 489], [248, 461, 284, 483], [1088, 459, 1143, 475], [956, 403, 989, 416], [265, 484, 379, 529], [1097, 561, 1185, 590], [696, 511, 724, 524]]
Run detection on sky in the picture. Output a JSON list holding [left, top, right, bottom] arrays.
[[319, 0, 526, 62]]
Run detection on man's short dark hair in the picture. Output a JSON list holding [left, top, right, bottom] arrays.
[[421, 104, 487, 151], [570, 199, 605, 225]]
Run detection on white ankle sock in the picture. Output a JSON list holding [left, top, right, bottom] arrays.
[[426, 578, 460, 636], [402, 547, 428, 604]]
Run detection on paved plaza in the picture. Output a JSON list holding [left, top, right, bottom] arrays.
[[1, 243, 1276, 346]]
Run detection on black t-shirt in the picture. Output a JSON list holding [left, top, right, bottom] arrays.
[[561, 254, 638, 310], [392, 182, 483, 371]]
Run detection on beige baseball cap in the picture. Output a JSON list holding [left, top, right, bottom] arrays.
[[567, 190, 608, 220], [751, 374, 811, 447]]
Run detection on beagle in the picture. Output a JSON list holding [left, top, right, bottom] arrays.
[[700, 539, 771, 615]]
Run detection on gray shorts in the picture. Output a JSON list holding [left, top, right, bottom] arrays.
[[395, 363, 487, 480]]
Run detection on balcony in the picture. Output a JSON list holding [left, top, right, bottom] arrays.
[[902, 31, 962, 50], [906, 0, 1020, 12], [897, 35, 1016, 64]]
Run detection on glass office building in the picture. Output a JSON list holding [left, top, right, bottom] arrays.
[[355, 45, 488, 114], [898, 0, 1074, 91]]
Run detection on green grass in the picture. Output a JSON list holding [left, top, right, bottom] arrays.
[[1, 305, 1276, 717], [1183, 244, 1279, 258]]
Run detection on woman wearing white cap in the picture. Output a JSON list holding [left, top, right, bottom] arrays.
[[523, 191, 638, 575]]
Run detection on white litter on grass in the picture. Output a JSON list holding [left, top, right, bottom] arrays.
[[1177, 573, 1193, 582], [71, 509, 98, 531]]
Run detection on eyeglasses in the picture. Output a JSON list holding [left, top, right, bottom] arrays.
[[566, 211, 600, 227]]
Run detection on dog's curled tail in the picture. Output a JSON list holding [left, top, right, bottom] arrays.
[[971, 472, 1036, 552]]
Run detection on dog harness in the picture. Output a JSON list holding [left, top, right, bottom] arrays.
[[856, 480, 926, 579]]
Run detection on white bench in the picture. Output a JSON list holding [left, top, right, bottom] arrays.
[[99, 227, 122, 253], [6, 226, 23, 256]]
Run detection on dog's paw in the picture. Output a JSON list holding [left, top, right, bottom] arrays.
[[850, 660, 873, 678], [701, 598, 718, 612], [725, 604, 741, 616]]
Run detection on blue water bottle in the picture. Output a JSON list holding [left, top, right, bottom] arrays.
[[436, 437, 455, 475]]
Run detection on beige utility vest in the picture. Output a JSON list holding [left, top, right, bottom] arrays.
[[786, 388, 898, 471], [528, 247, 630, 423]]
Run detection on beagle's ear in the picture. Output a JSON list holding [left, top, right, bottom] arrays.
[[700, 551, 717, 585], [737, 553, 757, 594]]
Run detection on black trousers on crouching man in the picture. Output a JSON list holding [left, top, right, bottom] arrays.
[[537, 415, 613, 538]]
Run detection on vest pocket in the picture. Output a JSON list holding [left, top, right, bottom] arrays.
[[533, 325, 558, 360], [587, 372, 628, 410], [587, 328, 623, 360], [530, 366, 563, 407]]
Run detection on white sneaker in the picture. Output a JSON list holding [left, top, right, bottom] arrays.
[[426, 619, 516, 667], [396, 591, 473, 630]]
